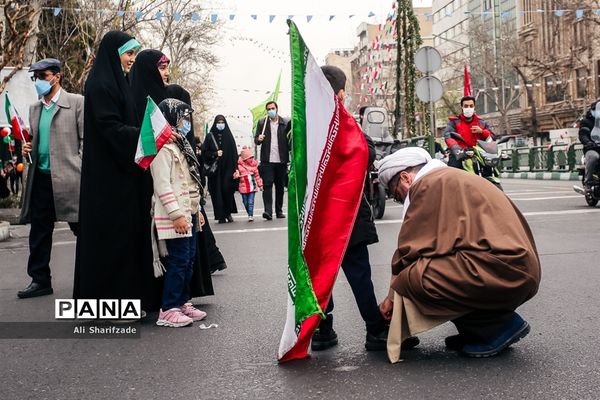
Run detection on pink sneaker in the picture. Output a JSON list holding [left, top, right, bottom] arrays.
[[156, 308, 193, 327], [181, 303, 207, 321]]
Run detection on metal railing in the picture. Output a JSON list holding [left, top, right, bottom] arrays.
[[500, 143, 584, 173], [395, 138, 585, 173]]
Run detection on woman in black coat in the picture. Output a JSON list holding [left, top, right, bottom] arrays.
[[73, 31, 163, 312], [202, 115, 238, 223]]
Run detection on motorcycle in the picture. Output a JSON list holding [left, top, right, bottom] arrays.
[[449, 132, 510, 190], [572, 144, 600, 207]]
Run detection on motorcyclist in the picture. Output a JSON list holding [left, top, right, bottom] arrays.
[[443, 96, 494, 169], [578, 101, 600, 193]]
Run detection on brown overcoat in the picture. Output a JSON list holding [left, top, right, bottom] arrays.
[[391, 167, 541, 319]]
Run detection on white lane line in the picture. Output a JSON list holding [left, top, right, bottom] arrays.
[[212, 208, 600, 234], [522, 209, 600, 216], [505, 190, 573, 196], [511, 195, 582, 201], [213, 227, 288, 234]]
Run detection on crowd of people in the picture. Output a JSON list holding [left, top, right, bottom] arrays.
[[14, 30, 543, 359]]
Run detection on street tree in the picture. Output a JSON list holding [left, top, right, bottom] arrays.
[[0, 0, 39, 93]]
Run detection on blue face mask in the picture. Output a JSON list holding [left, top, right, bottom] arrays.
[[35, 79, 53, 97], [216, 123, 225, 131], [177, 120, 191, 135], [267, 109, 277, 118]]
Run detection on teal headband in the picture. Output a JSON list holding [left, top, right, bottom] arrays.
[[118, 38, 141, 56]]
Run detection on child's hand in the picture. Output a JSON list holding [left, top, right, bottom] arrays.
[[217, 150, 223, 157], [173, 216, 190, 234], [233, 171, 240, 179], [199, 213, 205, 227]]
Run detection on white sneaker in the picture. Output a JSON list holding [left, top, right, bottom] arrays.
[[248, 216, 254, 221]]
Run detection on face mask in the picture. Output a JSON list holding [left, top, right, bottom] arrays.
[[177, 120, 191, 135], [35, 78, 54, 97], [216, 123, 225, 131], [462, 107, 475, 118], [267, 109, 277, 118]]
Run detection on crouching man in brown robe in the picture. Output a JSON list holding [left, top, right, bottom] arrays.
[[377, 147, 541, 362]]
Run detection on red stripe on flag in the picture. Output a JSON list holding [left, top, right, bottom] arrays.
[[279, 97, 368, 362]]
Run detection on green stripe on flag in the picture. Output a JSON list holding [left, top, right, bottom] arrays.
[[287, 20, 322, 326], [4, 93, 12, 124], [140, 97, 158, 156]]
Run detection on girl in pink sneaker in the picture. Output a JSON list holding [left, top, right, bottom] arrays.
[[152, 98, 208, 327], [233, 146, 263, 221]]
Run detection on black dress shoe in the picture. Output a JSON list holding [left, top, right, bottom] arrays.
[[226, 215, 234, 223], [311, 328, 338, 351], [366, 330, 420, 351], [276, 213, 286, 219], [262, 212, 272, 220], [17, 282, 53, 299], [217, 219, 227, 224]]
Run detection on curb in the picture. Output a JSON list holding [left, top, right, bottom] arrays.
[[501, 172, 580, 181], [0, 221, 9, 242]]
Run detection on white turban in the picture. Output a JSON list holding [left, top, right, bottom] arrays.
[[378, 147, 432, 188]]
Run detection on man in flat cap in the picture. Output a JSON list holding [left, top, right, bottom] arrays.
[[377, 147, 541, 359], [18, 58, 84, 298]]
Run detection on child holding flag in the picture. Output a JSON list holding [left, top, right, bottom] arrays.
[[151, 98, 208, 327], [233, 146, 263, 221]]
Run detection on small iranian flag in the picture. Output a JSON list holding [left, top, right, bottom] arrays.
[[278, 21, 368, 362], [135, 96, 173, 169], [4, 92, 30, 142]]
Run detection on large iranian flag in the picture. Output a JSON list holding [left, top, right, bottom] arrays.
[[4, 92, 30, 142], [135, 96, 173, 169], [278, 21, 368, 362]]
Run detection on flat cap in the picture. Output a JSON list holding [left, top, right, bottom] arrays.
[[29, 58, 61, 73]]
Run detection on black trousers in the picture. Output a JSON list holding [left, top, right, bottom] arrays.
[[259, 162, 286, 216], [452, 310, 514, 341], [27, 171, 78, 286], [320, 244, 386, 335]]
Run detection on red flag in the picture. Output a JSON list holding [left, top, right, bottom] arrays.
[[464, 64, 472, 97]]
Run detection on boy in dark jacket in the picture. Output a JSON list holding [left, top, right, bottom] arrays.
[[311, 66, 419, 352]]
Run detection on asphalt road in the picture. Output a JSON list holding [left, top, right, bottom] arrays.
[[0, 178, 599, 400]]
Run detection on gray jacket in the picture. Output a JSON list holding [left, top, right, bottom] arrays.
[[20, 90, 84, 223]]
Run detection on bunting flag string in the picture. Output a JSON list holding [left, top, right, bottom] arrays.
[[40, 7, 379, 23], [41, 6, 600, 23]]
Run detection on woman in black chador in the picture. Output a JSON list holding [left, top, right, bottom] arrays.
[[166, 84, 228, 273], [73, 31, 163, 311], [202, 115, 238, 223], [129, 49, 168, 121]]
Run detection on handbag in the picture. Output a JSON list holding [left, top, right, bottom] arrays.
[[203, 133, 219, 177]]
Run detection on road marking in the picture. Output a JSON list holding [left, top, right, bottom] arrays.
[[213, 227, 287, 234], [505, 190, 573, 196], [511, 195, 582, 201], [521, 209, 600, 216]]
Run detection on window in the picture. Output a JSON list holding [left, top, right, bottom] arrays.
[[576, 68, 588, 99], [521, 0, 533, 25], [545, 76, 565, 103]]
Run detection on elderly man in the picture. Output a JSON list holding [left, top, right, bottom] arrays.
[[18, 58, 84, 298], [377, 147, 541, 358]]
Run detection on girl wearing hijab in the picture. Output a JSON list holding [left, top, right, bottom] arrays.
[[129, 49, 169, 122], [152, 98, 208, 327], [166, 83, 228, 274], [202, 115, 238, 223], [74, 31, 164, 312]]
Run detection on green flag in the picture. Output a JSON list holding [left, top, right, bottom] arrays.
[[249, 72, 281, 132]]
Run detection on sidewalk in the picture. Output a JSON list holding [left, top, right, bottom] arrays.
[[501, 171, 580, 181]]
